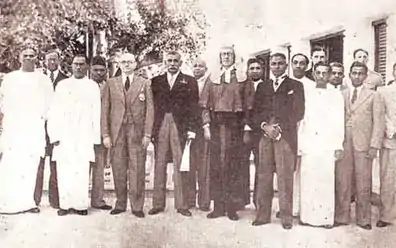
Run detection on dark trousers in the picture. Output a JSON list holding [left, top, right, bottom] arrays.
[[90, 144, 108, 208], [255, 136, 295, 225], [209, 112, 240, 213], [34, 157, 59, 208], [188, 130, 210, 208], [111, 123, 146, 212]]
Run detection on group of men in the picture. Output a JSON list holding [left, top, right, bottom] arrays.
[[1, 44, 396, 232]]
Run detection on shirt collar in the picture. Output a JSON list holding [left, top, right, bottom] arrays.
[[167, 71, 180, 80], [122, 73, 134, 84], [270, 72, 287, 83]]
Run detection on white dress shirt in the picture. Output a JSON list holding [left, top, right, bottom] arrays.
[[253, 79, 263, 92], [350, 84, 363, 102], [167, 71, 180, 89], [122, 73, 134, 87], [46, 69, 59, 83], [197, 74, 208, 96], [270, 73, 287, 91]]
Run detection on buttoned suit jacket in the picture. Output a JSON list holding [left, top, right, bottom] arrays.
[[377, 85, 396, 149], [101, 75, 154, 143], [342, 87, 384, 151]]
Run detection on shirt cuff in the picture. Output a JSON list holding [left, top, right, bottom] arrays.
[[203, 124, 210, 129], [187, 131, 196, 139], [244, 125, 252, 131]]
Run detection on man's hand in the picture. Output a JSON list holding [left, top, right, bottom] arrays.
[[142, 136, 151, 150], [366, 147, 378, 159], [103, 137, 112, 149], [203, 126, 211, 140], [187, 131, 196, 140], [262, 124, 280, 140], [334, 149, 344, 161], [243, 131, 251, 145], [52, 141, 60, 146]]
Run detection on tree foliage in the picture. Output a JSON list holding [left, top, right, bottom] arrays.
[[0, 0, 206, 72]]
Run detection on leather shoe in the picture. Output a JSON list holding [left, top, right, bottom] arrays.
[[357, 224, 372, 230], [276, 211, 280, 218], [74, 209, 88, 216], [148, 208, 164, 215], [26, 207, 40, 214], [199, 206, 211, 212], [282, 223, 293, 230], [177, 209, 192, 217], [132, 211, 145, 218], [333, 222, 348, 227], [110, 209, 126, 215], [227, 212, 239, 221], [93, 204, 112, 210], [376, 221, 392, 228], [252, 220, 270, 226], [57, 209, 69, 216], [207, 211, 226, 219]]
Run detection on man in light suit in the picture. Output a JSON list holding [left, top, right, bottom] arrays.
[[377, 83, 396, 228], [334, 61, 385, 230], [353, 49, 384, 90], [101, 52, 154, 218]]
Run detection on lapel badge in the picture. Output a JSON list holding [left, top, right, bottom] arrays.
[[287, 90, 294, 95], [138, 87, 145, 101], [180, 78, 188, 84]]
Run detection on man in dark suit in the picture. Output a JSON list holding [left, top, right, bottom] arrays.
[[101, 52, 154, 218], [251, 53, 305, 229], [149, 51, 199, 217], [34, 50, 68, 208], [306, 46, 327, 81]]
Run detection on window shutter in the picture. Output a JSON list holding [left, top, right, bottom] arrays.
[[374, 20, 387, 80]]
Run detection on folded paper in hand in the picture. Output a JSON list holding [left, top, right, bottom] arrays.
[[180, 139, 191, 172]]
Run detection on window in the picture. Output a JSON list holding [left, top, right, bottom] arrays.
[[373, 20, 387, 80], [310, 32, 344, 64]]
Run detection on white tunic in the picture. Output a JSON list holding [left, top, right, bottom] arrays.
[[298, 86, 344, 226], [48, 77, 101, 210], [0, 70, 53, 213]]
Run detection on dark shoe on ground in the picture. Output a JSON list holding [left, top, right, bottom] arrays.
[[26, 207, 40, 214], [132, 211, 145, 218], [93, 204, 112, 210], [50, 204, 60, 209], [207, 211, 226, 219], [148, 208, 164, 215], [227, 211, 239, 221], [282, 223, 293, 230], [276, 211, 280, 218], [376, 221, 392, 228], [252, 220, 270, 226], [110, 209, 126, 215], [333, 222, 349, 227], [74, 209, 88, 216], [177, 209, 192, 217], [57, 209, 69, 216], [357, 224, 372, 230], [199, 206, 211, 212], [321, 224, 333, 229]]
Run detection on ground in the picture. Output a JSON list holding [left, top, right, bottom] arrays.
[[0, 192, 395, 248]]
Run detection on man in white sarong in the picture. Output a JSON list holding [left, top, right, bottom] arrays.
[[48, 54, 101, 216], [0, 47, 53, 214], [298, 62, 344, 228]]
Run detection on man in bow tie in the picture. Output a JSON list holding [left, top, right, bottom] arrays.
[[251, 53, 305, 229], [149, 51, 199, 217], [101, 52, 154, 218]]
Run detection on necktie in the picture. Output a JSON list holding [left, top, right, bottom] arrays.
[[125, 76, 130, 91], [50, 71, 55, 83], [169, 75, 174, 89], [351, 88, 358, 104], [273, 78, 279, 91]]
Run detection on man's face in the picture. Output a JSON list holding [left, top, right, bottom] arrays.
[[193, 60, 207, 79], [314, 65, 331, 86], [291, 55, 308, 79], [119, 53, 137, 74], [164, 54, 182, 74], [220, 48, 235, 68], [270, 56, 287, 77], [20, 48, 37, 72], [91, 65, 107, 83], [330, 66, 344, 85], [247, 62, 263, 81], [349, 66, 368, 87], [354, 51, 368, 64], [311, 50, 326, 65], [45, 52, 59, 72], [72, 56, 88, 79]]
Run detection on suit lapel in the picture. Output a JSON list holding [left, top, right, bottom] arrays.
[[351, 88, 372, 111], [171, 72, 184, 92], [126, 75, 144, 104], [114, 76, 125, 105]]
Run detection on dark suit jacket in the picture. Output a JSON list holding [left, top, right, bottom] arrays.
[[151, 72, 199, 147], [101, 75, 154, 143], [252, 77, 305, 154], [53, 71, 68, 89], [305, 68, 314, 81]]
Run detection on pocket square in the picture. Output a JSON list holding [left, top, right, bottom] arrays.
[[287, 90, 294, 95], [180, 79, 188, 84]]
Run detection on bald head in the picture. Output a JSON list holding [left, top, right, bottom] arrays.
[[193, 57, 207, 79], [119, 52, 137, 75]]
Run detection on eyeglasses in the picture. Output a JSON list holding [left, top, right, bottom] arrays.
[[120, 60, 135, 64]]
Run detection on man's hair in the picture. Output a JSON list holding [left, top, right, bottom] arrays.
[[270, 52, 286, 60], [45, 49, 59, 57], [329, 62, 344, 71], [165, 51, 181, 59], [311, 46, 326, 56], [313, 61, 331, 72], [353, 48, 368, 58], [247, 57, 263, 68], [73, 54, 88, 63], [291, 53, 309, 64], [349, 61, 368, 74]]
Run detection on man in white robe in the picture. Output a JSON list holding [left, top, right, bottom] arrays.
[[298, 62, 344, 228], [0, 47, 53, 214], [48, 54, 101, 216]]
